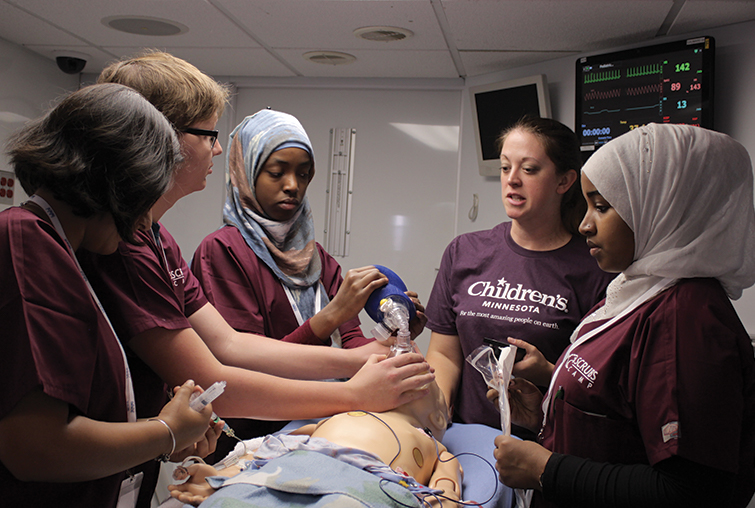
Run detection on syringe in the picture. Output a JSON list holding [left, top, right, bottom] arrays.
[[188, 381, 238, 439], [189, 380, 226, 411]]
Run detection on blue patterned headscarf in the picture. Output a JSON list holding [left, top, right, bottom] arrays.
[[223, 109, 325, 320]]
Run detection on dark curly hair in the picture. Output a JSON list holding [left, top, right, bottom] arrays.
[[7, 83, 182, 243], [497, 115, 585, 236]]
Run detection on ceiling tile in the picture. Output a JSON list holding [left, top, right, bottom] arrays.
[[1, 0, 754, 79]]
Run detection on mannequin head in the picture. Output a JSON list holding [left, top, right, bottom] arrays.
[[393, 381, 450, 441]]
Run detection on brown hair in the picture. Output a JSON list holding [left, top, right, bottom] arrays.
[[98, 49, 231, 131], [497, 116, 585, 236]]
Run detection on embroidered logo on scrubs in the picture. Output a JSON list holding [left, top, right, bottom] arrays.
[[169, 267, 185, 287], [662, 421, 680, 443], [466, 277, 570, 313], [563, 353, 598, 388]]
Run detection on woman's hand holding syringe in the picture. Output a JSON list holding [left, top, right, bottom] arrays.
[[188, 381, 238, 440]]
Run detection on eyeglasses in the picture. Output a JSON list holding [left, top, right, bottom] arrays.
[[182, 127, 219, 149]]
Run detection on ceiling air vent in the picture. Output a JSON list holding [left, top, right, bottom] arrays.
[[353, 26, 414, 42], [303, 51, 356, 65], [102, 16, 188, 36]]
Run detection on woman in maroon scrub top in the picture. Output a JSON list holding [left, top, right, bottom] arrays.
[[191, 109, 428, 444], [494, 123, 755, 508], [192, 109, 399, 351], [0, 84, 217, 508]]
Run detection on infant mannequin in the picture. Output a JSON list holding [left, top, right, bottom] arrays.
[[169, 381, 462, 507]]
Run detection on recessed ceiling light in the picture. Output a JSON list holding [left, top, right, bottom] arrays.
[[102, 16, 188, 36], [303, 51, 356, 65], [353, 26, 413, 42]]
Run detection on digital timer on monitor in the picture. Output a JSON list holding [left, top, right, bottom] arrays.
[[576, 36, 714, 161]]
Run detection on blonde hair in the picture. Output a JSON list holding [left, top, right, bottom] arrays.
[[98, 49, 230, 130]]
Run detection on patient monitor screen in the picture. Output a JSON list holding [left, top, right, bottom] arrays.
[[576, 36, 714, 160]]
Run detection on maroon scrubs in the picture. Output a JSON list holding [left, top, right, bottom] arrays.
[[192, 224, 372, 444], [79, 223, 207, 417], [78, 223, 210, 508], [0, 207, 129, 507], [536, 278, 755, 507], [192, 225, 370, 348]]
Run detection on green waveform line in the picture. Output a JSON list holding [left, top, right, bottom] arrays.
[[584, 69, 621, 84], [626, 63, 662, 78]]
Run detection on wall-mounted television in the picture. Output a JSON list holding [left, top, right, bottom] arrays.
[[470, 74, 551, 176], [576, 36, 714, 161]]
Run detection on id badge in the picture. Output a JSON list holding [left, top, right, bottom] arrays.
[[117, 471, 143, 508]]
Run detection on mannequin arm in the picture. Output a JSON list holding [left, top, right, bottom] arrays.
[[427, 447, 463, 507]]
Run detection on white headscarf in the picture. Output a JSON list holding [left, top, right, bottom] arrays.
[[576, 123, 755, 334]]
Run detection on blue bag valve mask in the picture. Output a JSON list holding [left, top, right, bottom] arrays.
[[364, 265, 416, 356]]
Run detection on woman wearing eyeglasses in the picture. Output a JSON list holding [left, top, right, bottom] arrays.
[[0, 83, 218, 508], [169, 125, 219, 195]]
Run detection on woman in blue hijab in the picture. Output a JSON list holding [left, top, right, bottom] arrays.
[[192, 109, 427, 444]]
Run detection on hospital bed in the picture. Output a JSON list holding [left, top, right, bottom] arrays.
[[157, 421, 511, 507]]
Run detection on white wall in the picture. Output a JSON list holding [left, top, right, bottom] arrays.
[[0, 37, 78, 209], [456, 19, 755, 334]]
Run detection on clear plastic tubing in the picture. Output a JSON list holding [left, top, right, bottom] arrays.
[[379, 296, 413, 357]]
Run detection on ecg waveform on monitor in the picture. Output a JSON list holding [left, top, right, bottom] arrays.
[[626, 63, 662, 77], [577, 37, 712, 157], [584, 69, 621, 84], [584, 88, 621, 101], [626, 83, 662, 96]]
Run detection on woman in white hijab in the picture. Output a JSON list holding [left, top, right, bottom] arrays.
[[493, 123, 755, 508]]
